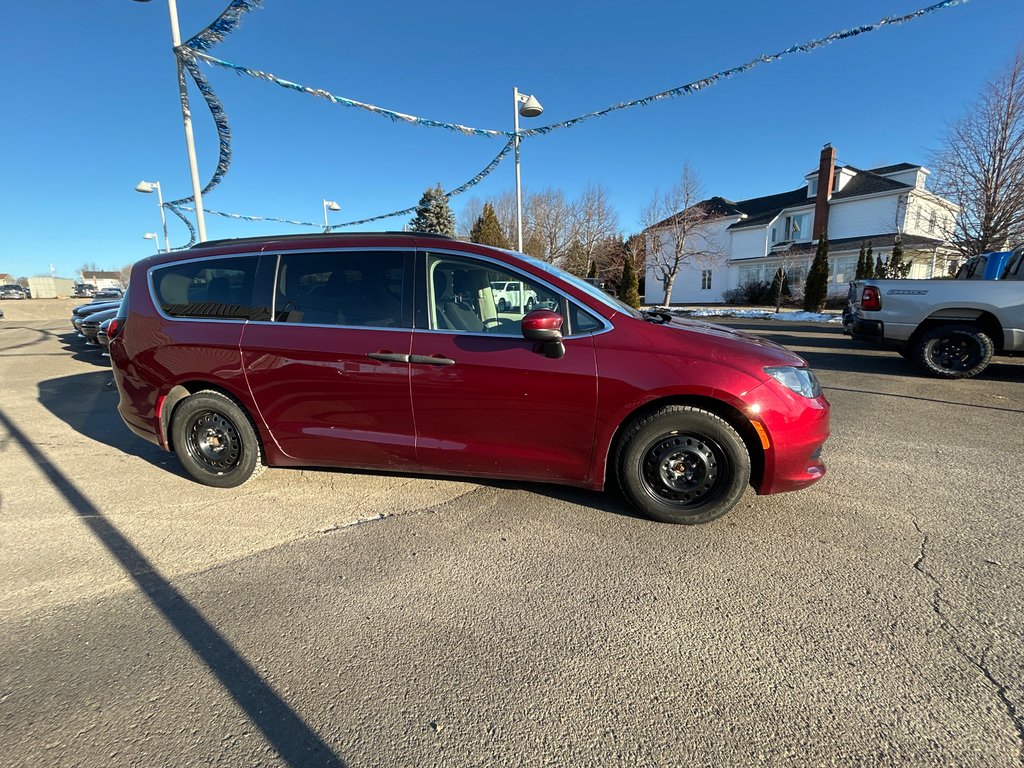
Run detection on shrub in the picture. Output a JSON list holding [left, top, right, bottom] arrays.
[[723, 280, 771, 305]]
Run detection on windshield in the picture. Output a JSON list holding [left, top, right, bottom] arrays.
[[502, 249, 643, 319]]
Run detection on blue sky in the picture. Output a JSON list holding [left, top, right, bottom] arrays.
[[2, 0, 1022, 280]]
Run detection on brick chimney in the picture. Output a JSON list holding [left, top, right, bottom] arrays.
[[812, 143, 836, 240]]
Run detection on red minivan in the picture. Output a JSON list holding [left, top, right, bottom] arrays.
[[109, 232, 829, 524]]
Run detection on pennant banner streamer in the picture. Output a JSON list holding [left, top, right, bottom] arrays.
[[179, 138, 517, 230], [159, 0, 970, 241], [189, 0, 968, 140]]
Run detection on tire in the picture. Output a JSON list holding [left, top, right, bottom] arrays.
[[526, 297, 535, 312], [913, 323, 994, 379], [616, 405, 751, 525], [498, 298, 508, 312], [170, 390, 266, 488]]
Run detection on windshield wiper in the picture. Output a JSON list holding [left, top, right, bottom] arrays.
[[641, 309, 673, 324]]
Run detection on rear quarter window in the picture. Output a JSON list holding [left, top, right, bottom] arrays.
[[152, 256, 261, 319]]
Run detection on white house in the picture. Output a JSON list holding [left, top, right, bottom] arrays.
[[645, 144, 960, 304]]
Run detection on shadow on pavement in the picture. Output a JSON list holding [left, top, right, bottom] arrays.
[[0, 408, 347, 768]]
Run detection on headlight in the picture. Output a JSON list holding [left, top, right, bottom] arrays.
[[764, 366, 821, 398]]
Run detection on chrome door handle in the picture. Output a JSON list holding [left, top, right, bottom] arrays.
[[409, 354, 455, 366], [367, 352, 410, 363]]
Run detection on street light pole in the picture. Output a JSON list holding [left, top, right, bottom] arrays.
[[134, 0, 208, 242], [136, 180, 171, 252], [512, 87, 544, 253], [323, 199, 341, 231]]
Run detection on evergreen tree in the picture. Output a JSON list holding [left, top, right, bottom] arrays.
[[620, 254, 641, 309], [886, 237, 911, 278], [468, 202, 508, 248], [409, 183, 456, 237], [803, 232, 830, 312], [874, 254, 885, 278], [587, 259, 599, 279], [765, 267, 790, 309], [856, 243, 867, 279]]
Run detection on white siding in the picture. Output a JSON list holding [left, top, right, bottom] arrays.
[[827, 195, 901, 240]]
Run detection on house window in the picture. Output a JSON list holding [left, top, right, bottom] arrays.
[[701, 270, 713, 290], [784, 213, 811, 241], [808, 179, 818, 197], [929, 210, 938, 232], [738, 265, 762, 285], [833, 256, 858, 285]]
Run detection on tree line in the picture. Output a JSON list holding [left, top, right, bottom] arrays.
[[408, 183, 646, 307]]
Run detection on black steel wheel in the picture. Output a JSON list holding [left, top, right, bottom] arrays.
[[617, 405, 750, 524], [170, 390, 265, 487], [913, 323, 994, 379]]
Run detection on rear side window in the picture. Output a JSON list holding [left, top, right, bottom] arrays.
[[274, 251, 407, 327], [152, 256, 260, 319]]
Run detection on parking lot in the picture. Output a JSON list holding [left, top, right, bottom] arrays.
[[2, 299, 1023, 767]]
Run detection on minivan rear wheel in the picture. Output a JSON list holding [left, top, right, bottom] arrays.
[[171, 390, 265, 488], [617, 405, 750, 524]]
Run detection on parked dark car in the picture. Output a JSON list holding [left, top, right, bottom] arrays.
[[110, 232, 830, 524], [81, 308, 118, 345], [73, 284, 96, 298], [93, 288, 124, 301], [0, 284, 27, 299], [71, 300, 122, 335]]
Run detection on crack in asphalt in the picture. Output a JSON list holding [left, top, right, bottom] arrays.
[[912, 521, 1024, 765]]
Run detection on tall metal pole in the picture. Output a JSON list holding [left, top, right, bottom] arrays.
[[153, 182, 170, 252], [164, 0, 207, 242], [513, 87, 524, 253]]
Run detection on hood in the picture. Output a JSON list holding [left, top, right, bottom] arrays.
[[654, 316, 808, 368]]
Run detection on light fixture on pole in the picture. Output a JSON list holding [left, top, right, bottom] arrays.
[[132, 0, 208, 242], [135, 180, 170, 252], [513, 87, 544, 253], [323, 199, 341, 231], [143, 232, 162, 252]]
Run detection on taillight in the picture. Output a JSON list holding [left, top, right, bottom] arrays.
[[107, 317, 124, 340], [861, 286, 881, 311]]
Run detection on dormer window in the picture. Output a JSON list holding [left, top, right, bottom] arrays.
[[784, 213, 810, 241], [808, 179, 818, 197]]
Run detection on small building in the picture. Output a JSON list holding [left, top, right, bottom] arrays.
[[27, 277, 75, 299], [80, 271, 123, 291], [645, 144, 960, 305]]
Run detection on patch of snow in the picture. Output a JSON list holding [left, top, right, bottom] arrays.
[[651, 306, 843, 324]]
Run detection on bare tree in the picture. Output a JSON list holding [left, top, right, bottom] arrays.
[[456, 197, 484, 239], [931, 50, 1024, 258], [641, 164, 724, 303], [525, 188, 577, 264], [571, 184, 619, 272]]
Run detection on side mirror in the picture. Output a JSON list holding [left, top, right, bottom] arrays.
[[521, 309, 565, 359]]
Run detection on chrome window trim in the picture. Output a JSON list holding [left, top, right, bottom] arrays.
[[421, 247, 614, 339], [145, 245, 615, 338]]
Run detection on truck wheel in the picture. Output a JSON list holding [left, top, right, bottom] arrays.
[[913, 323, 994, 379], [498, 298, 508, 312], [616, 405, 750, 525]]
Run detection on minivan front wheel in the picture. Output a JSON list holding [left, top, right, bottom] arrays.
[[171, 390, 265, 488], [617, 406, 750, 524]]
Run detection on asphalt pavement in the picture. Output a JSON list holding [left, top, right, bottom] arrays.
[[1, 300, 1022, 767]]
